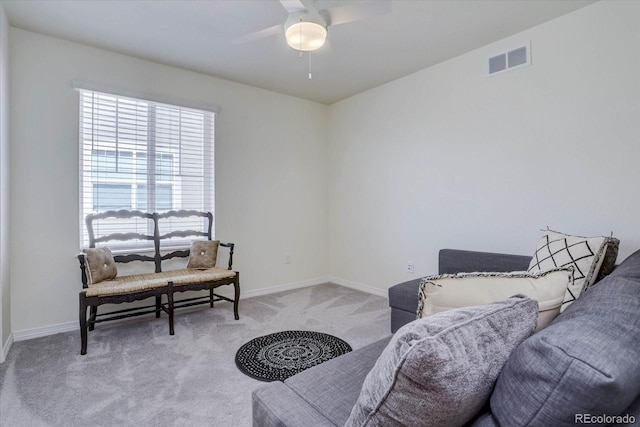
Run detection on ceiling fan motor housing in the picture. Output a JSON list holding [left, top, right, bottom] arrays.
[[284, 12, 327, 51]]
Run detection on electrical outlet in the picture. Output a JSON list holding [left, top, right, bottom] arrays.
[[407, 260, 414, 273], [284, 252, 291, 264]]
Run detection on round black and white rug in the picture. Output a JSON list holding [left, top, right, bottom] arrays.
[[235, 330, 352, 382]]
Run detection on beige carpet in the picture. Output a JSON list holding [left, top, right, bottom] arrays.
[[0, 283, 391, 426]]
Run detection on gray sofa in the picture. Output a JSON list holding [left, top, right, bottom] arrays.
[[252, 248, 640, 426]]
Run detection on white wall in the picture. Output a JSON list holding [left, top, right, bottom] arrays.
[[9, 29, 328, 334], [328, 1, 640, 292], [7, 0, 640, 340], [0, 3, 10, 361]]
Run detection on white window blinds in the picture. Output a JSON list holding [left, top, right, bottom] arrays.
[[79, 89, 215, 249]]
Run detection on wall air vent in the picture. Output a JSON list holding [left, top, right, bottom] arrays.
[[488, 42, 531, 76]]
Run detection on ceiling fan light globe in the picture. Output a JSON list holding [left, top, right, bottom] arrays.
[[285, 21, 327, 52]]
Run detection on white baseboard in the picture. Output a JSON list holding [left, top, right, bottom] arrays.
[[1, 332, 13, 362], [13, 321, 77, 342], [9, 277, 386, 344], [238, 277, 332, 299], [328, 277, 388, 298]]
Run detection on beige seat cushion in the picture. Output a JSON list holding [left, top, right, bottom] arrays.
[[84, 268, 236, 297]]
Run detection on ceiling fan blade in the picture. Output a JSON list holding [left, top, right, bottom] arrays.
[[232, 24, 282, 45], [324, 1, 392, 26], [317, 38, 334, 57], [279, 0, 306, 14]]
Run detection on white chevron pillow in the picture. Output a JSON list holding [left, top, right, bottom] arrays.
[[527, 229, 619, 311]]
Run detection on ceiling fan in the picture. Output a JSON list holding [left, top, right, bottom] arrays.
[[235, 0, 391, 53]]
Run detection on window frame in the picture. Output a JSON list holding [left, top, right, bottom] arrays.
[[77, 88, 216, 251]]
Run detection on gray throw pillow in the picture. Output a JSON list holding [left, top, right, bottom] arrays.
[[490, 249, 640, 426], [345, 295, 538, 427]]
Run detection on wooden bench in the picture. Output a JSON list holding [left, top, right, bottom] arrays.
[[77, 209, 240, 355]]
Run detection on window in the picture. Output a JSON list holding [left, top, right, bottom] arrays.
[[79, 90, 215, 249]]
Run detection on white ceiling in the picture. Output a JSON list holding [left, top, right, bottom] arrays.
[[3, 0, 595, 105]]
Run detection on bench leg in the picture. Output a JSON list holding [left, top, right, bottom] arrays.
[[88, 305, 98, 331], [167, 282, 175, 336], [79, 293, 89, 355], [155, 295, 162, 318], [233, 277, 240, 320], [209, 288, 214, 308]]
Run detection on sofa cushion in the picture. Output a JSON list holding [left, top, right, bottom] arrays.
[[491, 249, 640, 426], [345, 296, 538, 427], [417, 268, 572, 331], [187, 240, 220, 269], [252, 381, 337, 427], [527, 229, 619, 310], [252, 336, 391, 427], [286, 337, 391, 425], [83, 247, 117, 285]]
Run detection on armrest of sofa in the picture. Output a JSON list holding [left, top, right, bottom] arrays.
[[252, 381, 336, 427], [388, 278, 422, 333]]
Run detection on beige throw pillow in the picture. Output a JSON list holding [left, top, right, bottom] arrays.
[[417, 268, 573, 331], [187, 240, 219, 269], [83, 247, 117, 285]]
